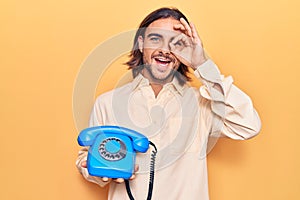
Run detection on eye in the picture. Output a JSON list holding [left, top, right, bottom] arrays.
[[174, 40, 183, 47], [149, 37, 160, 43]]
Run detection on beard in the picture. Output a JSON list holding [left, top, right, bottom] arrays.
[[143, 63, 177, 84], [142, 52, 180, 84]]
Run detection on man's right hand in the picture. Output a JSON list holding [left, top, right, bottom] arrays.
[[81, 161, 139, 183]]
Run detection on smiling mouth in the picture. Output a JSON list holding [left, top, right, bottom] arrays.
[[153, 56, 172, 66]]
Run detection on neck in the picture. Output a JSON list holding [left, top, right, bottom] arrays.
[[141, 68, 173, 97], [150, 83, 163, 97]]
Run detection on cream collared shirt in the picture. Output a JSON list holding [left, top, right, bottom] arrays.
[[76, 59, 261, 200]]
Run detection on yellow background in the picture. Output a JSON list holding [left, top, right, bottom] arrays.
[[1, 0, 300, 200]]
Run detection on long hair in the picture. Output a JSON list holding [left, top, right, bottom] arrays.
[[125, 7, 192, 85]]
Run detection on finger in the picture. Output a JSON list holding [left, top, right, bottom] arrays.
[[101, 177, 111, 182], [180, 18, 192, 37], [169, 43, 191, 67], [134, 164, 139, 172], [129, 164, 139, 180], [81, 161, 87, 168], [113, 178, 125, 184], [173, 24, 186, 31], [190, 22, 202, 45], [174, 23, 191, 37], [170, 33, 191, 48], [129, 174, 136, 180], [128, 164, 139, 180]]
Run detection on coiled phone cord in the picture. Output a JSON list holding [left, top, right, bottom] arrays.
[[125, 141, 157, 200]]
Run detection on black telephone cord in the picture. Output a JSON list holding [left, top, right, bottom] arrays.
[[125, 141, 157, 200]]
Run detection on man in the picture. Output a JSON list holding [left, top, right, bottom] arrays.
[[76, 7, 261, 200]]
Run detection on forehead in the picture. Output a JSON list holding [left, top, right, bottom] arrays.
[[145, 18, 183, 36]]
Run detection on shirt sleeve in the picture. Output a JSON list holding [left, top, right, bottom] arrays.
[[75, 97, 111, 187], [194, 59, 261, 140]]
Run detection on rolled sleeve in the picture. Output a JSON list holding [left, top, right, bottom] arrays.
[[194, 59, 261, 140]]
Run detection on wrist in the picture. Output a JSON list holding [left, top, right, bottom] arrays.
[[192, 57, 208, 70]]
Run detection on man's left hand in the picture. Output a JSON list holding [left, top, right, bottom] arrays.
[[170, 18, 207, 70]]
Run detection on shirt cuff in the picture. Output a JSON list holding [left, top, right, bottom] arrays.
[[193, 59, 222, 84]]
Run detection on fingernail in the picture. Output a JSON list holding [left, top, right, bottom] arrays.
[[130, 175, 136, 180], [116, 178, 124, 183], [102, 177, 109, 182]]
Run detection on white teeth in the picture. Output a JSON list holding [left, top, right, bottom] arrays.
[[155, 57, 170, 62]]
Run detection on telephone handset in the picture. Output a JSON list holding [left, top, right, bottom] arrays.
[[78, 125, 150, 179]]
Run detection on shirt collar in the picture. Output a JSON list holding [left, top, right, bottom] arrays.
[[131, 73, 149, 90], [131, 73, 186, 96]]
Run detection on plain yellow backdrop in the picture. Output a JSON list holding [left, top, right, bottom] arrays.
[[1, 0, 300, 200]]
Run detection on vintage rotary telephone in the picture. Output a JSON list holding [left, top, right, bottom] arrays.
[[77, 125, 157, 200]]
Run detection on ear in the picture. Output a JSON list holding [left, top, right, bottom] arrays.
[[138, 35, 144, 53]]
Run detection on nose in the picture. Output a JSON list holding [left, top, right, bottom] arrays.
[[158, 41, 171, 54]]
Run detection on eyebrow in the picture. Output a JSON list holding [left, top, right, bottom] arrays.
[[146, 33, 163, 38], [146, 32, 176, 42]]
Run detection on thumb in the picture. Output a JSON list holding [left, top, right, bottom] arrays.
[[129, 164, 139, 180], [134, 164, 139, 173], [81, 160, 87, 168]]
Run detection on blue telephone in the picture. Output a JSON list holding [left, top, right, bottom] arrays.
[[77, 125, 150, 179]]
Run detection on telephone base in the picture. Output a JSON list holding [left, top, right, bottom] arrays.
[[88, 165, 133, 179]]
